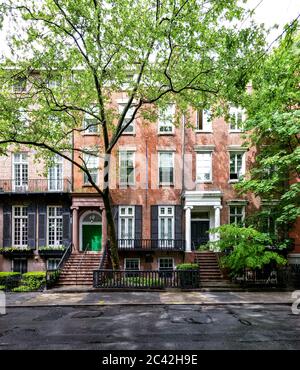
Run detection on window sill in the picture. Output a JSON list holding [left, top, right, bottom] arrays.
[[195, 130, 213, 133], [122, 132, 136, 136], [159, 183, 174, 187], [82, 132, 99, 136], [119, 184, 136, 188], [228, 179, 241, 183], [157, 132, 175, 136], [196, 181, 213, 184], [229, 130, 243, 133], [82, 183, 97, 187]]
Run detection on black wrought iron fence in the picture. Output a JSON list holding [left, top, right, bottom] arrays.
[[232, 265, 300, 288], [93, 269, 199, 289]]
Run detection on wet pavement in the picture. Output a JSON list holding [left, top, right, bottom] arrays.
[[0, 304, 299, 350]]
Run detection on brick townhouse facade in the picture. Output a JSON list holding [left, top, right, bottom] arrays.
[[0, 92, 299, 276]]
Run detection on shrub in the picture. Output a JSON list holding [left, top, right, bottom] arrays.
[[176, 263, 199, 271], [0, 272, 21, 290], [209, 224, 287, 276], [0, 285, 6, 291], [20, 272, 46, 291], [12, 286, 33, 292]]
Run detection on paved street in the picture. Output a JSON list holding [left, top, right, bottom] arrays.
[[1, 303, 300, 350]]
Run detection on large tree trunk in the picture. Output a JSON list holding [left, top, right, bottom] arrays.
[[102, 189, 120, 270], [102, 153, 120, 270]]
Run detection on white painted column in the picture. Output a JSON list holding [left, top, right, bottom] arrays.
[[214, 205, 222, 241], [184, 206, 193, 252], [71, 207, 79, 253]]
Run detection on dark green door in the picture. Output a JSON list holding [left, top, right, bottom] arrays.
[[82, 225, 102, 251]]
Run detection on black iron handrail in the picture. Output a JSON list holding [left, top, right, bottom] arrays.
[[117, 239, 185, 251], [46, 242, 72, 289], [99, 240, 110, 269]]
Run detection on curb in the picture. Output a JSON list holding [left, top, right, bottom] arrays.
[[5, 301, 293, 308]]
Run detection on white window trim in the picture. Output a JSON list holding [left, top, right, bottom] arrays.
[[12, 206, 28, 248], [48, 156, 63, 192], [229, 205, 246, 224], [13, 152, 28, 191], [118, 206, 135, 241], [158, 206, 175, 241], [118, 103, 136, 135], [47, 206, 63, 247], [47, 258, 61, 270], [158, 257, 175, 270], [158, 104, 175, 135], [119, 151, 135, 186], [228, 151, 246, 183], [229, 107, 246, 133], [124, 258, 140, 270], [158, 152, 174, 186], [82, 106, 100, 135], [196, 151, 213, 183], [82, 151, 99, 185], [195, 109, 213, 133]]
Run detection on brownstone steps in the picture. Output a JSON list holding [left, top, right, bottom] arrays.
[[194, 251, 223, 281], [57, 253, 102, 286]]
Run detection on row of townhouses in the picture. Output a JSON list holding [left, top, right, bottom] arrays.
[[0, 92, 299, 281]]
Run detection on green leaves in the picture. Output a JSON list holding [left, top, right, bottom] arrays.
[[210, 224, 287, 275], [237, 26, 300, 227]]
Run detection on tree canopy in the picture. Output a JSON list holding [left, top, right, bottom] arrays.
[[236, 23, 300, 236], [0, 0, 267, 268]]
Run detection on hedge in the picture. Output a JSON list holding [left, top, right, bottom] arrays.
[[0, 271, 46, 292], [0, 272, 21, 290], [176, 263, 199, 271]]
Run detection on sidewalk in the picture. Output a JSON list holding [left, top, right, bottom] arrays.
[[4, 290, 297, 307]]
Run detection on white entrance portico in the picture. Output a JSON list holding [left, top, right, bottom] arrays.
[[183, 191, 222, 252]]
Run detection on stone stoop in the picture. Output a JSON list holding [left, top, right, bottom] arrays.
[[194, 251, 223, 282], [57, 253, 102, 286]]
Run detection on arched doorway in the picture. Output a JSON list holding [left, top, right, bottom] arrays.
[[79, 211, 102, 252]]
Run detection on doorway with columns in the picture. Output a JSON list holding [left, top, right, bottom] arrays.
[[183, 191, 222, 252], [71, 194, 106, 253]]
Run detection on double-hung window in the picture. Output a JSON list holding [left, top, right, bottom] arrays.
[[12, 259, 27, 273], [47, 206, 63, 246], [229, 205, 245, 225], [158, 206, 174, 248], [83, 106, 99, 134], [124, 258, 140, 277], [48, 155, 63, 191], [196, 109, 212, 132], [118, 103, 135, 134], [119, 151, 135, 186], [229, 107, 245, 131], [158, 257, 174, 278], [47, 258, 61, 270], [229, 152, 245, 181], [158, 104, 175, 134], [83, 152, 98, 185], [13, 206, 28, 247], [159, 152, 174, 185], [119, 206, 135, 249], [13, 153, 28, 191], [196, 151, 212, 182]]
